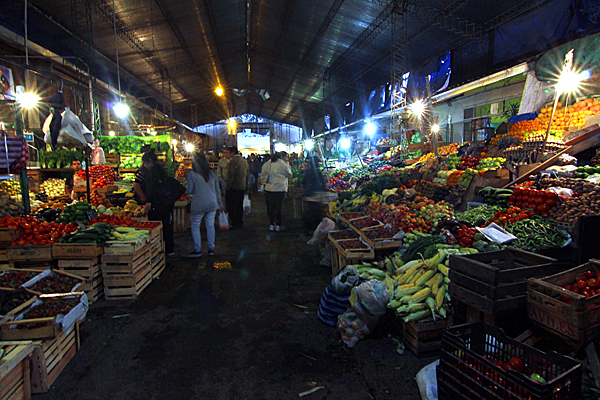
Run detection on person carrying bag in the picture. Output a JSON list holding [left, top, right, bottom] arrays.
[[261, 151, 292, 232]]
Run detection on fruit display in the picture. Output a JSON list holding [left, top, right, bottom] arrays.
[[538, 177, 597, 193], [458, 156, 481, 170], [574, 165, 600, 179], [92, 176, 112, 188], [89, 213, 135, 226], [446, 170, 464, 186], [0, 180, 20, 197], [457, 168, 477, 187], [27, 273, 81, 294], [487, 207, 534, 226], [376, 137, 397, 147], [77, 165, 116, 184], [59, 222, 115, 245], [123, 199, 140, 213], [476, 157, 505, 170], [86, 190, 113, 208], [559, 269, 600, 300], [508, 187, 559, 218], [415, 201, 453, 225], [351, 217, 382, 230], [120, 173, 136, 183], [437, 143, 460, 156], [18, 297, 80, 329], [551, 188, 600, 225], [336, 239, 370, 250], [0, 270, 40, 288], [418, 152, 435, 163], [329, 229, 360, 240], [133, 221, 162, 230], [402, 231, 432, 248], [175, 164, 190, 178], [109, 226, 149, 242], [120, 155, 142, 169], [456, 205, 503, 225], [445, 154, 461, 169], [34, 207, 62, 222], [40, 178, 65, 197], [0, 190, 23, 217], [55, 201, 93, 224], [366, 202, 433, 234], [325, 177, 351, 192], [1, 216, 77, 245], [34, 199, 67, 211], [362, 226, 399, 240]]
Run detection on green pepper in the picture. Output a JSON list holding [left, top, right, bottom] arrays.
[[530, 373, 546, 384]]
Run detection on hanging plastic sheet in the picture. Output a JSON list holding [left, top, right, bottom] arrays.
[[536, 31, 600, 82], [408, 52, 451, 99]]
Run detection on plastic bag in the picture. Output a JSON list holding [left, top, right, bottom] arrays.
[[218, 212, 230, 231], [307, 217, 337, 245], [53, 108, 93, 149], [331, 266, 360, 294], [416, 360, 439, 400], [349, 280, 391, 322], [243, 194, 251, 215], [337, 309, 372, 348]]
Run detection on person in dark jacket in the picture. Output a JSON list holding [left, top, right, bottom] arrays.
[[302, 156, 325, 235], [141, 152, 175, 256]]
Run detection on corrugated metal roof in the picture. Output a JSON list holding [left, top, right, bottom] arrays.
[[1, 0, 555, 127]]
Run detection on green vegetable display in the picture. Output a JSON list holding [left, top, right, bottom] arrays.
[[55, 201, 93, 224], [504, 216, 569, 252], [456, 205, 503, 225], [360, 175, 401, 196]]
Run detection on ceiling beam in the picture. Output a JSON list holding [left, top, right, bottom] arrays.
[[268, 0, 346, 120]]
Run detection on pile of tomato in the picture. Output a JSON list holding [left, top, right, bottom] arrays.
[[89, 214, 135, 226], [456, 226, 477, 248], [133, 221, 162, 230], [0, 216, 77, 246], [92, 176, 111, 188], [561, 269, 600, 300], [77, 165, 116, 184], [506, 188, 559, 218], [488, 207, 534, 226]]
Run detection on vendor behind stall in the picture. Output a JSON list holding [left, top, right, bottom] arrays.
[[64, 160, 82, 197]]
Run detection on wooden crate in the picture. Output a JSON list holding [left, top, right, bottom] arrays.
[[102, 245, 153, 300], [30, 322, 79, 394], [7, 245, 53, 262], [24, 270, 86, 296], [57, 258, 101, 280], [103, 239, 148, 255], [52, 243, 103, 259], [527, 259, 600, 343], [388, 314, 452, 357], [329, 240, 374, 277], [337, 212, 366, 226], [104, 153, 120, 168], [0, 298, 60, 341], [0, 249, 9, 270], [0, 342, 33, 400], [151, 252, 165, 279], [360, 225, 403, 250], [173, 202, 190, 234], [0, 228, 19, 248], [9, 260, 55, 271], [347, 216, 384, 236], [81, 270, 103, 304], [135, 221, 162, 241], [448, 248, 558, 314]]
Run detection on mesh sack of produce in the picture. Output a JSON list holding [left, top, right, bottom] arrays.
[[337, 309, 372, 347], [349, 279, 390, 325], [317, 283, 352, 326]]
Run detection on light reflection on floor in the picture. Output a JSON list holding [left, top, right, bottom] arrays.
[[214, 261, 232, 270]]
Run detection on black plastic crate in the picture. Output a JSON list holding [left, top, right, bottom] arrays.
[[438, 322, 581, 400]]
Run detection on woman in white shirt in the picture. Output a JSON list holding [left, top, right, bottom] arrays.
[[261, 151, 292, 231]]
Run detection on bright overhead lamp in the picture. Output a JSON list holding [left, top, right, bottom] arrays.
[[228, 119, 236, 129], [365, 122, 377, 136], [304, 139, 314, 151], [108, 131, 116, 137], [431, 124, 440, 133], [274, 143, 286, 152], [171, 139, 178, 147], [339, 137, 352, 150], [215, 87, 224, 97], [410, 99, 425, 117], [113, 102, 130, 119], [184, 143, 196, 153], [16, 92, 40, 109], [556, 70, 586, 94]]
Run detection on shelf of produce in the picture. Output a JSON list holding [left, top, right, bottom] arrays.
[[346, 216, 383, 236], [359, 225, 403, 250], [52, 243, 103, 259], [329, 237, 374, 276], [23, 270, 86, 296], [7, 245, 53, 262], [0, 342, 34, 400], [30, 321, 80, 394], [0, 297, 60, 340], [527, 259, 600, 344]]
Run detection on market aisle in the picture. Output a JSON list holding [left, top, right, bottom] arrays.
[[36, 193, 433, 400]]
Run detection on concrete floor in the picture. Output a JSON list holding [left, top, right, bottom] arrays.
[[35, 194, 435, 400]]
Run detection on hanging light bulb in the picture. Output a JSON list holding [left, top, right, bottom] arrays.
[[184, 143, 195, 153], [215, 87, 224, 96], [365, 122, 377, 136], [339, 137, 351, 150], [113, 102, 130, 119], [108, 131, 116, 137], [431, 124, 440, 133], [16, 92, 40, 109], [304, 139, 314, 151]]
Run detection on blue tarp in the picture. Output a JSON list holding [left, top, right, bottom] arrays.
[[508, 112, 539, 123]]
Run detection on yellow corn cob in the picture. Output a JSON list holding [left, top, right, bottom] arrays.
[[397, 264, 421, 284], [416, 270, 436, 286], [388, 299, 402, 309], [404, 309, 431, 322], [410, 287, 432, 303], [398, 283, 416, 290], [394, 286, 420, 299], [115, 227, 136, 233], [426, 272, 444, 289], [408, 269, 426, 284], [426, 250, 447, 269], [396, 259, 422, 275], [437, 264, 450, 276], [407, 303, 427, 313], [436, 284, 446, 308], [400, 295, 414, 304]]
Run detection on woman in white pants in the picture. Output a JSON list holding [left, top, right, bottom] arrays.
[[186, 152, 223, 257]]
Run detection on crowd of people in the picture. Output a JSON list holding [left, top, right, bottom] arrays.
[[128, 146, 322, 258]]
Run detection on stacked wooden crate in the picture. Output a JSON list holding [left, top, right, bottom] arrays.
[[0, 341, 34, 400], [53, 243, 104, 304], [0, 227, 16, 270], [7, 245, 54, 271], [30, 322, 80, 394], [147, 224, 165, 279], [101, 241, 152, 300]]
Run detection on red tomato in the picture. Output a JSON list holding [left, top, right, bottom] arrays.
[[563, 284, 573, 291], [588, 278, 598, 288], [578, 280, 588, 289], [540, 211, 550, 218], [582, 289, 593, 298], [534, 196, 544, 205], [510, 357, 525, 373], [514, 187, 522, 195], [587, 271, 595, 279], [547, 197, 557, 206], [537, 203, 550, 212]]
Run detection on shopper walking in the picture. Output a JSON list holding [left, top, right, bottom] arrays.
[[261, 151, 292, 232], [186, 152, 223, 257], [248, 153, 261, 193], [217, 150, 230, 193], [225, 146, 249, 229], [139, 152, 175, 256]]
